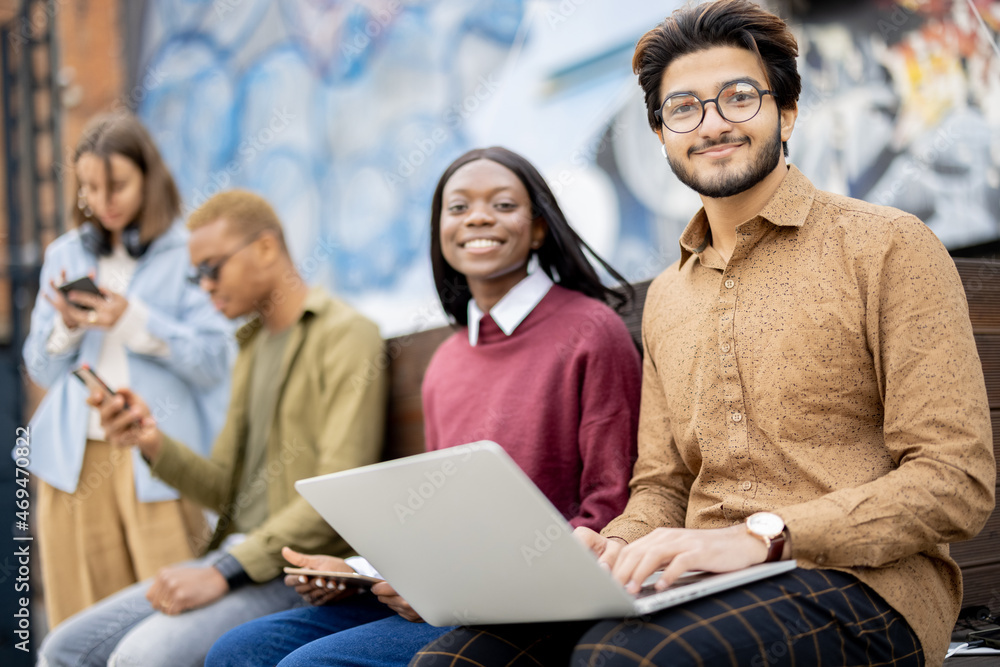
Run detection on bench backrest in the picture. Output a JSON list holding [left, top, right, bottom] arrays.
[[383, 257, 1000, 612]]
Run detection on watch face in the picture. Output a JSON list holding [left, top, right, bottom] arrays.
[[747, 512, 784, 538]]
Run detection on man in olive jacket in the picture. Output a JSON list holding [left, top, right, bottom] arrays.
[[39, 190, 388, 667]]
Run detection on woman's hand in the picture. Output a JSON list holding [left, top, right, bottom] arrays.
[[43, 269, 93, 330], [573, 526, 626, 570], [42, 270, 128, 329], [371, 581, 424, 623], [67, 286, 128, 328]]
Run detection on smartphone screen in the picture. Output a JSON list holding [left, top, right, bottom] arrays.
[[57, 276, 104, 310]]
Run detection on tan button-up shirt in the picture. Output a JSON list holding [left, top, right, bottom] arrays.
[[603, 166, 996, 666]]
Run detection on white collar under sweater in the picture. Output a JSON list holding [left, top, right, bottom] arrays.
[[466, 270, 554, 346]]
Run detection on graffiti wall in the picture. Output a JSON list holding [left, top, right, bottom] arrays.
[[135, 0, 1000, 334], [792, 0, 1000, 249]]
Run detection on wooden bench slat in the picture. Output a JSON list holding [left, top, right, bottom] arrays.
[[955, 258, 1000, 331], [957, 562, 1000, 610], [977, 334, 1000, 410], [953, 503, 1000, 568], [993, 411, 999, 472], [383, 327, 451, 461]]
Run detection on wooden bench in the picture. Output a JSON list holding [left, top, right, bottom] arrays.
[[382, 257, 1000, 639]]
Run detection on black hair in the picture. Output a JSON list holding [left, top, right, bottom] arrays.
[[634, 0, 801, 156], [430, 146, 632, 326]]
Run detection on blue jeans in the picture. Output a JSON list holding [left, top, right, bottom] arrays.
[[206, 595, 455, 667], [37, 552, 303, 667]]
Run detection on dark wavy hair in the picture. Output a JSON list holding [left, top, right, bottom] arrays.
[[634, 0, 801, 155], [430, 146, 632, 327]]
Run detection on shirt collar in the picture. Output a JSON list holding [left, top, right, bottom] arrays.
[[678, 165, 815, 267], [236, 285, 327, 348], [467, 270, 554, 346]]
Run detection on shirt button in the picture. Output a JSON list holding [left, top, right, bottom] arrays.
[[816, 554, 827, 565], [721, 342, 731, 353], [724, 279, 735, 289], [732, 412, 743, 423], [741, 481, 752, 491]]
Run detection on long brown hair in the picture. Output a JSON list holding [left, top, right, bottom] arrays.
[[72, 112, 181, 243]]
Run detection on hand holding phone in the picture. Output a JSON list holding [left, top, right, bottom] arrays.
[[57, 275, 105, 311], [72, 365, 129, 409], [282, 567, 383, 590]]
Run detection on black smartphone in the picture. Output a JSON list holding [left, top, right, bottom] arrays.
[[71, 365, 129, 408], [57, 275, 104, 310], [968, 627, 1000, 649]]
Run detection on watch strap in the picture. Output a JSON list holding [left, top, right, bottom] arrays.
[[765, 531, 786, 563], [212, 553, 252, 590]]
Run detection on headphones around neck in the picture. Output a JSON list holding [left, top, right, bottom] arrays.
[[79, 221, 151, 259]]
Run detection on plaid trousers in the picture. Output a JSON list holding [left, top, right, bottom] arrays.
[[409, 569, 924, 667]]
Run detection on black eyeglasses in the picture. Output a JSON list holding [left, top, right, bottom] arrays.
[[187, 233, 261, 285], [654, 81, 773, 134]]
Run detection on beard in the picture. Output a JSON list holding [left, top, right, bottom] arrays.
[[666, 123, 782, 199]]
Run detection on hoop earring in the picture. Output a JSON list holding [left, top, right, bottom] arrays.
[[660, 144, 667, 159]]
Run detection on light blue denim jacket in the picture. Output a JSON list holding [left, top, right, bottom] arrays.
[[21, 223, 234, 502]]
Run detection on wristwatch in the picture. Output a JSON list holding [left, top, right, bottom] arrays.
[[746, 512, 786, 563]]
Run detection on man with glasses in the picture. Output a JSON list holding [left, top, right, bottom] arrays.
[[39, 190, 389, 667], [414, 2, 994, 666]]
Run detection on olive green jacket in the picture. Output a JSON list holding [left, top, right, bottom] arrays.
[[152, 287, 388, 582]]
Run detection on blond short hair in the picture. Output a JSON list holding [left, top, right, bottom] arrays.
[[187, 189, 288, 253]]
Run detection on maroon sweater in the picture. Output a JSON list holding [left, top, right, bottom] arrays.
[[421, 285, 641, 531]]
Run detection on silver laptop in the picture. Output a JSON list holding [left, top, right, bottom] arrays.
[[295, 441, 798, 627]]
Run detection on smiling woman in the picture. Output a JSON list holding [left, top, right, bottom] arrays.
[[430, 146, 632, 326], [203, 146, 643, 667], [437, 158, 545, 313]]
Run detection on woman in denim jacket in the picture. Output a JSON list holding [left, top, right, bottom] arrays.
[[22, 113, 233, 628]]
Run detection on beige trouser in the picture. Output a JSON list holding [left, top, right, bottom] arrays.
[[37, 440, 209, 628]]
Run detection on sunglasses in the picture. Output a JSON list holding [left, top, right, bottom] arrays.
[[187, 232, 262, 285]]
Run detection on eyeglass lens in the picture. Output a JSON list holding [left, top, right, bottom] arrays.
[[187, 263, 219, 285], [662, 82, 764, 133]]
